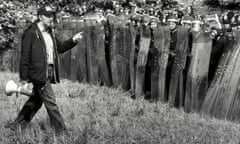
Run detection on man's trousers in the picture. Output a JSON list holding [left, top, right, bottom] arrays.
[[15, 81, 66, 132]]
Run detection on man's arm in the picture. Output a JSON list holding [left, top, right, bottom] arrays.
[[56, 38, 78, 53], [56, 31, 83, 53], [19, 30, 33, 82]]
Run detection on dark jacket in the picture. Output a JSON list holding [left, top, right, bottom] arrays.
[[20, 22, 77, 84]]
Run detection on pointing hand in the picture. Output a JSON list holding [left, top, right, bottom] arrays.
[[73, 31, 83, 42]]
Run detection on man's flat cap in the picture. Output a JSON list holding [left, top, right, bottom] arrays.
[[37, 6, 56, 17]]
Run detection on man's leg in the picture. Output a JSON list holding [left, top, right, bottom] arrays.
[[40, 81, 66, 132], [15, 85, 43, 123]]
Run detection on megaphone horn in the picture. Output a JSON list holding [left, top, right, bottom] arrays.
[[5, 80, 34, 96], [5, 80, 19, 96]]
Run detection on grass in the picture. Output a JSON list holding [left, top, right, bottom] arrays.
[[1, 72, 240, 144]]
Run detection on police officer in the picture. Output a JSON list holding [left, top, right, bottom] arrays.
[[166, 15, 179, 101], [181, 15, 193, 103], [145, 17, 159, 102], [208, 12, 234, 84], [181, 16, 193, 30]]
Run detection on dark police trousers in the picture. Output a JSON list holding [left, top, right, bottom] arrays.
[[15, 65, 66, 132]]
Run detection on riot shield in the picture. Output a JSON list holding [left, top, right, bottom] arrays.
[[121, 24, 132, 90], [185, 31, 212, 112], [74, 20, 88, 82], [57, 20, 73, 79], [70, 19, 86, 82], [57, 18, 87, 82], [168, 27, 189, 107], [135, 25, 151, 99], [200, 32, 235, 116], [85, 20, 99, 84], [151, 27, 170, 102], [224, 33, 240, 121], [108, 16, 131, 89], [201, 31, 240, 122], [129, 24, 138, 96], [95, 22, 112, 86]]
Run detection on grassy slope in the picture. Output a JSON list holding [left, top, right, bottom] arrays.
[[0, 72, 240, 144]]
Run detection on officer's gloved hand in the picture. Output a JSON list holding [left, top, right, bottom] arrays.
[[210, 28, 218, 39], [137, 52, 148, 67], [169, 51, 176, 57]]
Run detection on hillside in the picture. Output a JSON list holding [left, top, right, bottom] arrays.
[[1, 72, 240, 144]]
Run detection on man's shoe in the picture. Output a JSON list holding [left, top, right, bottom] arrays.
[[5, 120, 29, 131]]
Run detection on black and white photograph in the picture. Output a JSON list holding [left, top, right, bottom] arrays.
[[1, 0, 240, 143]]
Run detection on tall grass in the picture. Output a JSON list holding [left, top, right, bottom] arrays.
[[1, 72, 240, 144]]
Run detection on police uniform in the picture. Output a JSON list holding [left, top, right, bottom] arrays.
[[166, 17, 178, 101]]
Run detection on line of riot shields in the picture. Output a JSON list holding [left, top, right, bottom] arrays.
[[56, 10, 240, 123]]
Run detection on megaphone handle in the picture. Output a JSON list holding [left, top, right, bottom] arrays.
[[15, 86, 21, 98], [15, 92, 19, 98]]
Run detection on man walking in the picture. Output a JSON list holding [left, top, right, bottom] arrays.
[[8, 5, 83, 133]]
